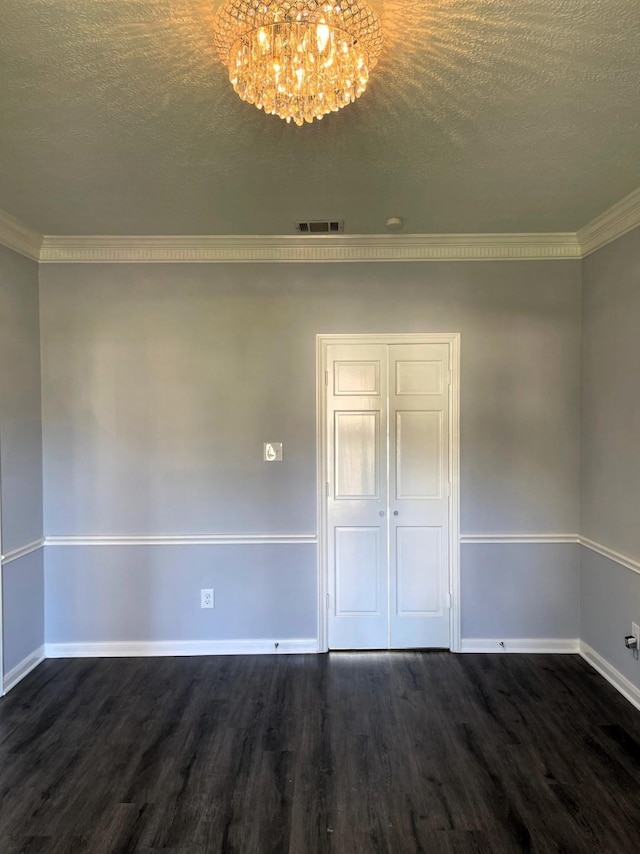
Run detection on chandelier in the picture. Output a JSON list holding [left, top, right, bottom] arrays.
[[213, 0, 383, 126]]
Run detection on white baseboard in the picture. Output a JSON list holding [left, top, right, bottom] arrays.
[[45, 638, 319, 658], [3, 645, 45, 694], [579, 641, 640, 712], [460, 638, 580, 654]]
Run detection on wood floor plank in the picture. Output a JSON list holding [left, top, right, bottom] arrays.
[[2, 652, 640, 852]]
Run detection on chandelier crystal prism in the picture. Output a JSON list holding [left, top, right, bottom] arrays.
[[213, 0, 383, 126]]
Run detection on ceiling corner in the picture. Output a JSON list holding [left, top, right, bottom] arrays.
[[0, 209, 42, 262], [577, 185, 640, 258]]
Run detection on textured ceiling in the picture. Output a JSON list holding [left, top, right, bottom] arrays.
[[1, 0, 639, 236]]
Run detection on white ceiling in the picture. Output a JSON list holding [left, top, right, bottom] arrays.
[[1, 0, 639, 237]]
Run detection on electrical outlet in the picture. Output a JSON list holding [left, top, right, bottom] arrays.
[[201, 588, 214, 609]]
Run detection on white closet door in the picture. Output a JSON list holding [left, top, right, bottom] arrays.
[[388, 343, 451, 648], [325, 340, 451, 651], [326, 344, 388, 649]]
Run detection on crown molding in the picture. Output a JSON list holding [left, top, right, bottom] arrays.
[[38, 232, 582, 264], [577, 185, 640, 258], [0, 209, 42, 261], [2, 183, 639, 264]]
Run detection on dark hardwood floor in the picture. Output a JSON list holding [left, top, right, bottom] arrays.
[[1, 652, 640, 853]]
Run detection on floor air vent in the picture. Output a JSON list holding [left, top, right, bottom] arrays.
[[295, 220, 344, 234]]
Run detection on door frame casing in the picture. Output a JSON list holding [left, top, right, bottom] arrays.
[[316, 333, 461, 653]]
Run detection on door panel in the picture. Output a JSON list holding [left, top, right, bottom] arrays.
[[327, 344, 388, 649], [326, 340, 451, 651], [395, 360, 443, 395], [389, 343, 450, 649], [396, 410, 442, 498], [335, 527, 381, 614], [334, 412, 379, 499], [395, 527, 441, 615], [334, 361, 380, 395]]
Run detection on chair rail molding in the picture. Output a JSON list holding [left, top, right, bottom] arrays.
[[580, 537, 640, 577], [1, 538, 46, 565], [459, 533, 640, 579], [44, 533, 317, 546], [460, 533, 580, 545]]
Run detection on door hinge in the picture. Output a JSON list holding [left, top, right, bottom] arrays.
[[326, 481, 330, 497], [325, 370, 329, 386], [445, 592, 452, 610], [326, 593, 331, 610], [447, 370, 452, 387]]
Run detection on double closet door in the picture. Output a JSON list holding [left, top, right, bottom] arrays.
[[326, 341, 451, 650]]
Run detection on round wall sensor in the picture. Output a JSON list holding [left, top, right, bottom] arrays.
[[385, 217, 404, 231]]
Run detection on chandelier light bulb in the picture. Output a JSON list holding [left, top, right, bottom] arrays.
[[213, 0, 383, 127]]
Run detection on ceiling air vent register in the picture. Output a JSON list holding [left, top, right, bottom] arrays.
[[295, 220, 344, 234]]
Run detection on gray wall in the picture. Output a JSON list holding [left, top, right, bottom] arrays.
[[581, 226, 640, 689], [0, 228, 635, 671], [581, 227, 640, 557], [45, 544, 316, 644], [462, 543, 580, 639], [3, 550, 44, 673], [40, 262, 582, 536], [581, 549, 640, 689], [0, 244, 44, 675], [40, 260, 582, 645], [0, 246, 44, 552]]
